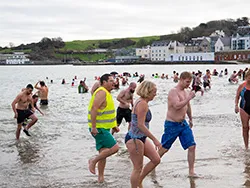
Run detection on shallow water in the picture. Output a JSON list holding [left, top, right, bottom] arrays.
[[0, 64, 249, 188]]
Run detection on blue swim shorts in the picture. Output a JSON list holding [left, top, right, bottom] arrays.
[[161, 120, 196, 150]]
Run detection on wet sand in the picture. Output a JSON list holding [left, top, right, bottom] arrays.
[[0, 64, 249, 188]]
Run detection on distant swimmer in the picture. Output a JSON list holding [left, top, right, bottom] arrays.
[[87, 74, 119, 183], [235, 69, 250, 149], [11, 84, 38, 139], [114, 82, 136, 134], [192, 72, 204, 96], [35, 81, 49, 105], [203, 69, 211, 90], [229, 71, 238, 84]]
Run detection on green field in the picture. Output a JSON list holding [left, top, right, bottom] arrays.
[[62, 35, 160, 51]]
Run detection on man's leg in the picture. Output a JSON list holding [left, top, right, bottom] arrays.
[[89, 144, 119, 175], [16, 124, 22, 140], [97, 149, 106, 183], [25, 114, 38, 130], [187, 145, 196, 176]]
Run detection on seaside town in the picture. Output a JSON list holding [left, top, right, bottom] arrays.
[[1, 25, 250, 65]]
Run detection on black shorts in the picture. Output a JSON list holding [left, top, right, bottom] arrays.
[[40, 99, 48, 105], [194, 85, 202, 92], [17, 109, 33, 124], [116, 107, 131, 125], [203, 82, 210, 88]]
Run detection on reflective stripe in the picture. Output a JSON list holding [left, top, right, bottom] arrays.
[[88, 117, 116, 123], [88, 110, 115, 116]]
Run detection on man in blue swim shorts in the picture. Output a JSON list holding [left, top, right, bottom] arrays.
[[146, 71, 198, 178]]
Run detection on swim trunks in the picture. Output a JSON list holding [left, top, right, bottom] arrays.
[[161, 120, 196, 150], [89, 128, 117, 151], [16, 109, 33, 124], [116, 107, 132, 125], [40, 99, 48, 105]]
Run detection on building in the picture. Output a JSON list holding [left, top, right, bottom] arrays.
[[115, 56, 139, 63], [215, 50, 250, 62], [167, 52, 214, 62], [135, 45, 151, 59], [5, 52, 31, 64], [185, 37, 211, 53], [151, 41, 185, 61], [231, 33, 250, 50], [214, 37, 231, 52]]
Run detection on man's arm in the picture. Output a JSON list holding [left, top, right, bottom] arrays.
[[11, 95, 20, 118], [169, 89, 195, 110], [34, 81, 41, 89], [186, 102, 193, 128], [90, 90, 106, 134]]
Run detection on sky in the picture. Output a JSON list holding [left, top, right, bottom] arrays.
[[0, 0, 249, 47]]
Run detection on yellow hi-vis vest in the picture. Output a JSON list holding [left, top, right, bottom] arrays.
[[88, 86, 116, 129]]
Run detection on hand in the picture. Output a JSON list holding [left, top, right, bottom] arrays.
[[14, 112, 18, 119], [153, 138, 162, 150], [91, 127, 98, 136], [111, 126, 120, 135], [235, 106, 239, 114], [188, 91, 196, 100], [189, 120, 193, 128]]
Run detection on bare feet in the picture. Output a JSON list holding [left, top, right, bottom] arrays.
[[88, 159, 96, 174], [188, 173, 200, 178], [98, 176, 104, 183]]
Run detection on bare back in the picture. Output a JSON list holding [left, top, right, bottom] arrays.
[[38, 86, 48, 100]]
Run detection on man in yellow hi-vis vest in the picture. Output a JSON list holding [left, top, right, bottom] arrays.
[[88, 73, 119, 183]]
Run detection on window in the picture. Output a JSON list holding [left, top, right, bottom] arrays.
[[159, 50, 161, 52], [200, 56, 203, 60], [178, 56, 181, 61], [152, 50, 154, 53], [156, 54, 158, 56], [152, 54, 154, 57], [185, 56, 188, 61], [159, 54, 161, 56], [193, 56, 195, 61], [152, 58, 154, 61], [163, 54, 165, 56], [156, 50, 158, 52]]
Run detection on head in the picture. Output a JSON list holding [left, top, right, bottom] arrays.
[[136, 80, 157, 101], [179, 71, 193, 89], [26, 84, 33, 95], [40, 81, 45, 86], [129, 82, 137, 93], [245, 69, 250, 82], [100, 73, 114, 91], [32, 94, 39, 102]]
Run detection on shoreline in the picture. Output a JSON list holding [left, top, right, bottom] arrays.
[[0, 61, 242, 66]]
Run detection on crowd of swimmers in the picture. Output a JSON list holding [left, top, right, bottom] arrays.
[[10, 67, 250, 188]]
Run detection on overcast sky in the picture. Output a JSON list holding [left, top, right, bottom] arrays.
[[0, 0, 249, 47]]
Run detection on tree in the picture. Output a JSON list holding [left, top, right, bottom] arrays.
[[136, 38, 147, 48], [9, 42, 15, 48]]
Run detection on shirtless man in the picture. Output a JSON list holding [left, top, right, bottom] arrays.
[[11, 84, 38, 139], [229, 70, 238, 84], [114, 82, 137, 134], [35, 81, 49, 105], [160, 71, 197, 177]]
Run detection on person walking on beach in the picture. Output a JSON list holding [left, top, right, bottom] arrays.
[[192, 72, 204, 96], [34, 81, 49, 105], [113, 82, 137, 134], [235, 69, 250, 149], [11, 84, 38, 139], [87, 73, 119, 183], [142, 72, 197, 178], [125, 80, 161, 188]]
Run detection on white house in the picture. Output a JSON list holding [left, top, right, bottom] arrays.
[[231, 33, 250, 50], [151, 41, 185, 61], [135, 45, 151, 59], [166, 52, 214, 62], [6, 52, 31, 64], [210, 30, 225, 37], [214, 37, 231, 52]]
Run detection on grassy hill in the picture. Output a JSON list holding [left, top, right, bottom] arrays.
[[61, 35, 160, 51]]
